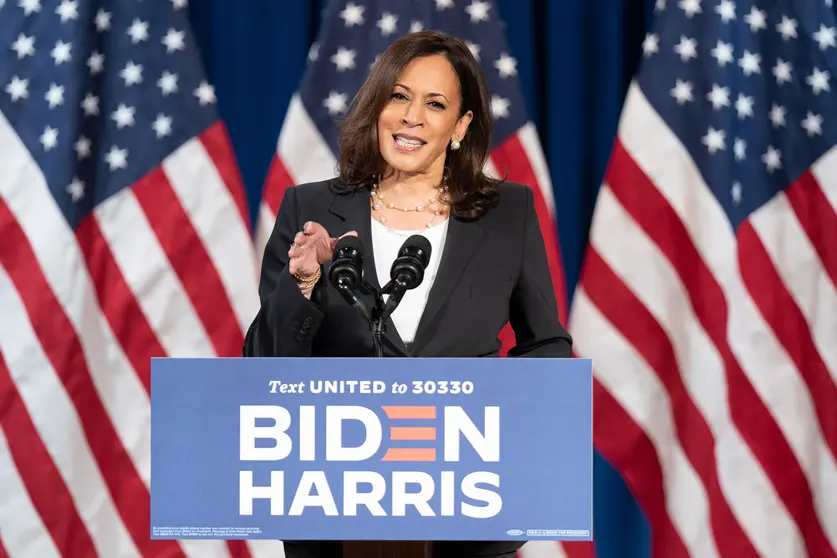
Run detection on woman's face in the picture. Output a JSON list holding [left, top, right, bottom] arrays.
[[377, 54, 473, 179]]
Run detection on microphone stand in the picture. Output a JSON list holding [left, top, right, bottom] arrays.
[[334, 278, 387, 358], [360, 280, 386, 358]]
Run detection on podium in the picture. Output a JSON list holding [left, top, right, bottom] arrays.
[[342, 541, 431, 558], [148, 357, 594, 549]]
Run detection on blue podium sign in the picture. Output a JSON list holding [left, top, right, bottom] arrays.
[[149, 357, 593, 542]]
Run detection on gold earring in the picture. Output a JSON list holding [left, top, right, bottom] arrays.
[[451, 138, 461, 150]]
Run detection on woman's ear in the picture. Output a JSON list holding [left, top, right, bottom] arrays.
[[454, 110, 473, 142]]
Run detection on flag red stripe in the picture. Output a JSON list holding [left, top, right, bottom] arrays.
[[561, 541, 597, 558], [607, 140, 833, 558], [75, 214, 165, 393], [132, 169, 244, 357], [489, 133, 568, 323], [590, 376, 691, 558], [0, 351, 97, 558], [0, 198, 186, 558], [496, 323, 515, 358], [264, 155, 294, 215], [200, 122, 251, 229], [0, 533, 8, 558], [785, 171, 837, 290], [225, 540, 252, 558], [738, 221, 837, 462], [582, 248, 760, 557]]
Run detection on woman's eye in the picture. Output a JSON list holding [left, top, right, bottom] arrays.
[[389, 93, 444, 109]]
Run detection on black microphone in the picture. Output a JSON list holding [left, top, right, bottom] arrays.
[[328, 235, 371, 322], [381, 235, 432, 320]]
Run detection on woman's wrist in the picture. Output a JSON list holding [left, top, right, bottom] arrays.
[[293, 266, 321, 297]]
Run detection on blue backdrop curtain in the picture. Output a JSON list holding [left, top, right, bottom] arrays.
[[187, 1, 656, 556]]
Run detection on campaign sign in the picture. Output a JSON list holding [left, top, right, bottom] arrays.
[[149, 357, 592, 542]]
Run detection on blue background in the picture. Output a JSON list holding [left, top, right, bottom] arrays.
[[184, 1, 657, 555], [150, 357, 593, 542]]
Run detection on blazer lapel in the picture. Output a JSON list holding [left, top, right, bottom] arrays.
[[410, 215, 484, 354], [327, 186, 378, 289], [327, 185, 410, 355]]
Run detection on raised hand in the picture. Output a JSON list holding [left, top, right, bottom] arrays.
[[287, 221, 357, 280]]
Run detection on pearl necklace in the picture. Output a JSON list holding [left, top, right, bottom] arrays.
[[370, 183, 448, 229]]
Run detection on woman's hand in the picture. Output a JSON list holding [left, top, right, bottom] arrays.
[[287, 221, 357, 280]]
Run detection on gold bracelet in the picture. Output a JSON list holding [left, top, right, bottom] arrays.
[[293, 266, 321, 287]]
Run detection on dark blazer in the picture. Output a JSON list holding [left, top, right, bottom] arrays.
[[243, 177, 571, 359]]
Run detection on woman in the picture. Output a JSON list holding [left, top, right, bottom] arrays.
[[244, 30, 572, 558]]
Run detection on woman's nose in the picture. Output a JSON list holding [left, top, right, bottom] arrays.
[[401, 102, 423, 125]]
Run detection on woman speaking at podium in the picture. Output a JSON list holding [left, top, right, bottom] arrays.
[[243, 30, 572, 558]]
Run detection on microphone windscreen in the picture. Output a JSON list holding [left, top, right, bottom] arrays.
[[400, 234, 431, 266], [333, 234, 364, 257]]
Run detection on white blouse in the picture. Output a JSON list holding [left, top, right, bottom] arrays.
[[370, 217, 449, 345]]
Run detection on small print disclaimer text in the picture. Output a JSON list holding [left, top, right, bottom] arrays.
[[526, 529, 590, 537], [153, 526, 262, 538]]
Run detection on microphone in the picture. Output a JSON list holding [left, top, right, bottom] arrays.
[[381, 235, 432, 320], [328, 235, 371, 322]]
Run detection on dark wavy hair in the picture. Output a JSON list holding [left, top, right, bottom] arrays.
[[335, 30, 503, 220]]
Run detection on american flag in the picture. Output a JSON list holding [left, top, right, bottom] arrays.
[[255, 0, 569, 341], [569, 0, 837, 557], [0, 1, 275, 557]]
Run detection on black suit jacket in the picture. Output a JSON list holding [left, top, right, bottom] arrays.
[[243, 177, 572, 359]]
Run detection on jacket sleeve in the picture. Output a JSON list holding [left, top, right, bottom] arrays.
[[507, 186, 573, 358], [242, 186, 325, 357]]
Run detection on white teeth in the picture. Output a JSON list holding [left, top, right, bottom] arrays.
[[395, 136, 422, 146]]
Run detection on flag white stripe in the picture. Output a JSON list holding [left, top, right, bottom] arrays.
[[177, 538, 234, 558], [750, 191, 837, 380], [0, 111, 152, 487], [728, 275, 837, 550], [254, 201, 278, 276], [163, 139, 260, 334], [94, 188, 216, 358], [570, 287, 719, 558], [246, 540, 288, 558], [0, 123, 236, 558], [0, 427, 61, 558], [257, 95, 338, 267], [621, 82, 836, 550], [590, 184, 803, 558], [0, 267, 140, 558], [483, 156, 499, 179], [277, 95, 339, 183], [518, 123, 556, 215], [812, 147, 837, 213], [748, 193, 837, 551], [518, 541, 568, 558], [618, 83, 736, 279]]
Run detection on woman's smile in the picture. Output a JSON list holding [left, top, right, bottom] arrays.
[[392, 133, 426, 153]]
